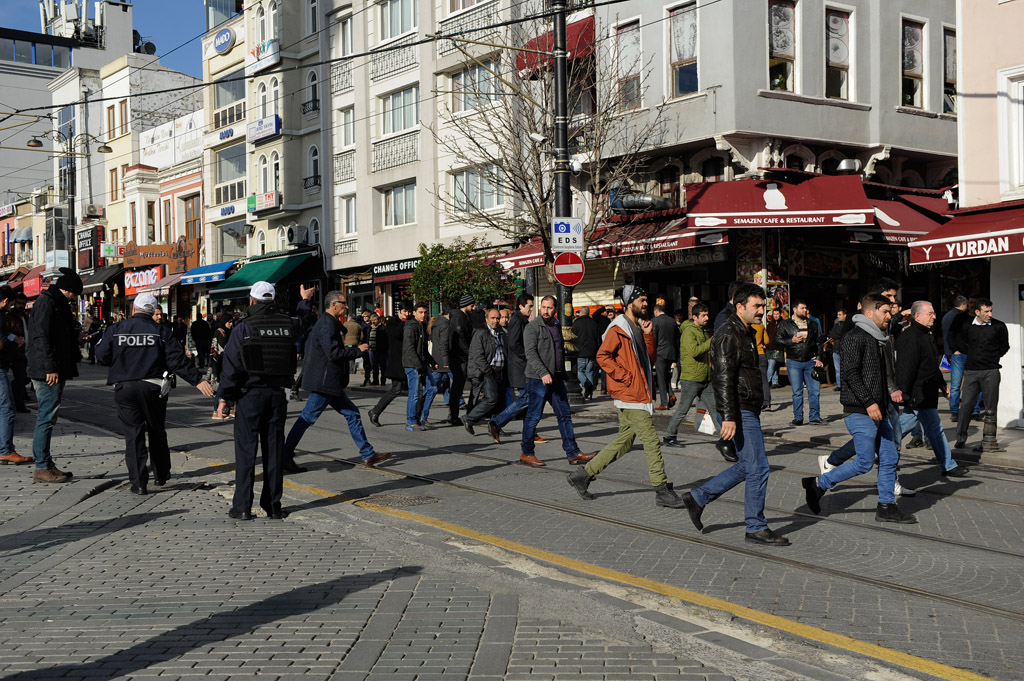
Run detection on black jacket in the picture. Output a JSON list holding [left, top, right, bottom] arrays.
[[774, 316, 824, 363], [218, 300, 311, 400], [431, 315, 452, 372], [961, 318, 1010, 371], [384, 315, 407, 380], [301, 313, 361, 395], [506, 310, 529, 389], [402, 319, 429, 370], [26, 286, 80, 382], [467, 326, 506, 380], [652, 313, 680, 363], [839, 325, 888, 415], [190, 317, 212, 345], [449, 308, 472, 362], [96, 312, 202, 386], [895, 320, 946, 410], [571, 314, 599, 359], [710, 312, 763, 422]]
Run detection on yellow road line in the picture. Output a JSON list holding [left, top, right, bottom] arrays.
[[213, 464, 988, 681]]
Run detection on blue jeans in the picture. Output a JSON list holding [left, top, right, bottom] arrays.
[[900, 407, 957, 471], [948, 353, 980, 416], [786, 359, 820, 421], [577, 357, 597, 395], [32, 379, 65, 470], [404, 368, 437, 425], [828, 401, 903, 465], [819, 413, 898, 505], [690, 410, 770, 534], [0, 370, 15, 455], [832, 353, 841, 389], [766, 358, 780, 387], [493, 388, 529, 429], [521, 377, 580, 458], [284, 391, 374, 460]]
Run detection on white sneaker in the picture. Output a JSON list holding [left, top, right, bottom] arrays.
[[286, 389, 297, 402], [818, 454, 835, 475], [894, 479, 916, 497]]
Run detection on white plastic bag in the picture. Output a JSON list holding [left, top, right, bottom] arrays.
[[696, 408, 715, 435]]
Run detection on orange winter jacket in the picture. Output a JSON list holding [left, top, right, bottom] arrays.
[[597, 320, 657, 405]]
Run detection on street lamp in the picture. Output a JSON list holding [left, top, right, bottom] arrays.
[[26, 130, 111, 275]]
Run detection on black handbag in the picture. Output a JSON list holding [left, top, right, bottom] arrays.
[[811, 364, 828, 383]]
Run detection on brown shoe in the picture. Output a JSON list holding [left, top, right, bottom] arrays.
[[0, 452, 31, 465], [488, 421, 501, 444], [362, 452, 393, 468], [655, 405, 670, 411], [48, 464, 72, 478], [533, 434, 549, 444], [567, 451, 596, 465], [519, 454, 546, 467], [33, 468, 70, 484]]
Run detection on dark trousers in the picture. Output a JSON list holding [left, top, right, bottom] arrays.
[[448, 361, 467, 420], [195, 345, 211, 368], [758, 354, 771, 408], [372, 377, 407, 416], [465, 369, 507, 425], [655, 357, 673, 407], [232, 387, 286, 515], [114, 380, 169, 489], [11, 358, 27, 409], [956, 368, 1001, 443]]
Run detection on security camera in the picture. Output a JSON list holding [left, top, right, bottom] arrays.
[[529, 132, 548, 144], [569, 159, 584, 175]]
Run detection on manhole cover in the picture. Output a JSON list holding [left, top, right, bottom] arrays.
[[363, 494, 439, 508]]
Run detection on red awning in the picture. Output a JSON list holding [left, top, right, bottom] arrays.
[[686, 175, 873, 229], [515, 16, 595, 76], [897, 194, 951, 217], [849, 200, 944, 246], [909, 201, 1024, 265]]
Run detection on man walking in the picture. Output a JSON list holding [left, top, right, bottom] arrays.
[[829, 309, 848, 389], [572, 306, 599, 400], [282, 291, 391, 471], [764, 307, 783, 389], [567, 285, 686, 508], [954, 298, 1010, 451], [96, 293, 214, 493], [651, 304, 679, 411], [942, 295, 974, 422], [368, 304, 411, 426], [775, 299, 825, 425], [680, 284, 791, 545], [217, 282, 312, 520], [464, 308, 507, 434], [801, 294, 915, 524], [190, 312, 212, 368], [446, 295, 475, 425], [895, 301, 969, 477], [487, 295, 547, 444], [403, 302, 437, 431], [0, 287, 28, 466], [26, 268, 83, 483], [518, 296, 594, 467]]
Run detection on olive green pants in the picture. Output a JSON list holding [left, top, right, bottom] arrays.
[[585, 408, 667, 486]]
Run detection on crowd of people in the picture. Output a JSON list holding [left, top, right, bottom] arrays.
[[0, 270, 1009, 543]]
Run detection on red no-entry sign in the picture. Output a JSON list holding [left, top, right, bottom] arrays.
[[552, 251, 585, 287]]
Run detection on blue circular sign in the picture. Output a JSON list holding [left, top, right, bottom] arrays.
[[214, 28, 235, 54]]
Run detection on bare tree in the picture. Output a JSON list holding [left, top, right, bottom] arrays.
[[430, 9, 667, 282]]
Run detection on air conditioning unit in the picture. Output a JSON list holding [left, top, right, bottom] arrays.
[[286, 222, 307, 245], [85, 204, 104, 218]]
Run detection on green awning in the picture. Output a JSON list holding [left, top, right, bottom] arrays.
[[208, 250, 324, 300]]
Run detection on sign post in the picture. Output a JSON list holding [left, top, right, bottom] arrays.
[[552, 251, 585, 287]]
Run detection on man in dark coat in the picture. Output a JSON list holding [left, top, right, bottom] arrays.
[[282, 292, 390, 471], [402, 302, 436, 429], [895, 301, 968, 476], [651, 304, 680, 410], [463, 307, 507, 434], [954, 297, 1010, 451], [487, 294, 544, 443], [26, 268, 82, 483], [190, 313, 213, 367], [446, 295, 475, 424], [572, 306, 600, 400], [367, 304, 411, 426]]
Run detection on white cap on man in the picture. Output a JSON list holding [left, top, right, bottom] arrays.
[[250, 281, 276, 301], [134, 293, 159, 314]]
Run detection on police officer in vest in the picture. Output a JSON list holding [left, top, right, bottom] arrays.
[[217, 281, 313, 520], [96, 293, 215, 494]]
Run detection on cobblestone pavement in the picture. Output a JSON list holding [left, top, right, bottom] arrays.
[[3, 366, 1019, 681]]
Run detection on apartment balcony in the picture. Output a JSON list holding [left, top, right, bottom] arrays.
[[370, 36, 418, 82], [331, 61, 353, 94], [301, 98, 320, 118], [371, 131, 419, 172], [334, 150, 356, 183], [437, 0, 500, 58], [303, 174, 322, 195]]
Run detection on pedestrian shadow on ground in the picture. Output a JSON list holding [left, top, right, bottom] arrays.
[[0, 510, 186, 557], [0, 566, 420, 681]]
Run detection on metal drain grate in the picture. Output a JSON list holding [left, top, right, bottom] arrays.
[[363, 494, 439, 508]]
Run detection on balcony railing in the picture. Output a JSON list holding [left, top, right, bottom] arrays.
[[371, 131, 419, 172], [303, 175, 322, 193], [437, 0, 499, 57], [331, 61, 352, 94], [370, 36, 418, 81], [334, 150, 356, 183], [300, 98, 320, 116]]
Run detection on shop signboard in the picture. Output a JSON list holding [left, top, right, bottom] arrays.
[[247, 115, 281, 144], [76, 227, 96, 272], [123, 237, 201, 274], [247, 191, 281, 213], [24, 274, 50, 297], [44, 250, 70, 272], [245, 38, 281, 75], [125, 265, 164, 296], [372, 257, 420, 284], [100, 242, 126, 258], [0, 204, 14, 218]]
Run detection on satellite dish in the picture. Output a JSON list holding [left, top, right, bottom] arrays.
[[143, 42, 156, 55], [133, 29, 142, 46]]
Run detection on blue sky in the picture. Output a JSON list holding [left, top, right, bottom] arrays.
[[1, 1, 206, 77]]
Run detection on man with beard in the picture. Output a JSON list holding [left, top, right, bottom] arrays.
[[681, 283, 791, 545], [567, 285, 686, 508], [802, 293, 915, 524], [463, 308, 507, 434], [774, 299, 825, 425]]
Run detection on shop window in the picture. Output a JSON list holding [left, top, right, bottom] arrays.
[[701, 156, 725, 182], [219, 220, 246, 259], [943, 28, 956, 113], [669, 4, 698, 97], [825, 9, 850, 100], [769, 0, 796, 92], [616, 21, 641, 111], [902, 19, 924, 108]]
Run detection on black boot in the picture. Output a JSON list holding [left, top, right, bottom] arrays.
[[654, 482, 686, 508], [567, 468, 595, 500], [875, 503, 916, 524], [681, 492, 704, 532], [802, 476, 825, 514]]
